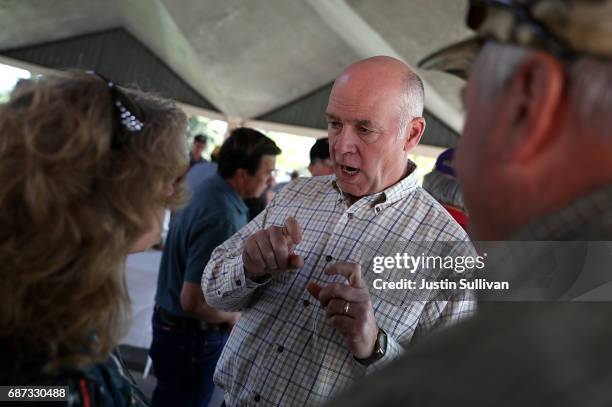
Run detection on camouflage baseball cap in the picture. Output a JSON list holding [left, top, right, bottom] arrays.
[[419, 0, 612, 79]]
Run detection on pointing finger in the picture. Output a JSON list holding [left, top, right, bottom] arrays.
[[324, 262, 365, 288], [284, 216, 302, 245]]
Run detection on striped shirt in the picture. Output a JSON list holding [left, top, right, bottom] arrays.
[[203, 168, 475, 406]]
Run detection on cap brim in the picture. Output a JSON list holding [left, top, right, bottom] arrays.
[[418, 37, 483, 80]]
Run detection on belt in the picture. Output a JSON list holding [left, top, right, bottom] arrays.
[[155, 306, 228, 332]]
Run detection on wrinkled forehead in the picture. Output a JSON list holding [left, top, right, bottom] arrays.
[[327, 75, 404, 122], [332, 68, 404, 97]]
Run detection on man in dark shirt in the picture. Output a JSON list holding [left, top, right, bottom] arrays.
[[150, 127, 281, 407]]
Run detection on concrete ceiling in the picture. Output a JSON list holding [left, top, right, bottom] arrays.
[[0, 0, 472, 131]]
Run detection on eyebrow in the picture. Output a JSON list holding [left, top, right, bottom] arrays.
[[324, 113, 379, 128], [354, 119, 376, 128]]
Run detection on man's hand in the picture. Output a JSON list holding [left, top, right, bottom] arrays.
[[180, 282, 241, 324], [243, 216, 304, 279], [306, 262, 379, 359]]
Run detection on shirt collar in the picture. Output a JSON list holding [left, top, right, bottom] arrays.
[[330, 161, 419, 210], [211, 173, 248, 215]]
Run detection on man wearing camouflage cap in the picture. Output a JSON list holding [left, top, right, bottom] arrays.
[[328, 0, 612, 405]]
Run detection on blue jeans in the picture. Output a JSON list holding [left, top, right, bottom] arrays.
[[149, 309, 229, 407]]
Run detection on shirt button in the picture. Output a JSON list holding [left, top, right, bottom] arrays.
[[236, 279, 242, 286], [347, 213, 354, 219], [303, 299, 310, 307], [325, 255, 333, 262], [277, 345, 284, 353], [217, 290, 222, 295], [254, 394, 261, 402]]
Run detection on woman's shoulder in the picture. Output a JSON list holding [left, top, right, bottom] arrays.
[[63, 352, 149, 407], [3, 351, 149, 407]]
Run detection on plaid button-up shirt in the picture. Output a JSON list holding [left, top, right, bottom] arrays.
[[203, 169, 475, 406]]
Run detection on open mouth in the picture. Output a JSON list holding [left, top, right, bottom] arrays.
[[340, 165, 360, 176]]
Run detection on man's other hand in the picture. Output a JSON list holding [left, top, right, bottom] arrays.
[[306, 262, 379, 359]]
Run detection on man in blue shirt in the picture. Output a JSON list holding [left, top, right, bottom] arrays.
[[150, 127, 281, 407], [186, 160, 218, 192]]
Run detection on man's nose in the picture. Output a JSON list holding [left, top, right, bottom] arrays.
[[332, 127, 357, 156]]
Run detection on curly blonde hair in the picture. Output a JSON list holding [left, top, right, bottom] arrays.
[[0, 72, 188, 376]]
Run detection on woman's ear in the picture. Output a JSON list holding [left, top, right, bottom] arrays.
[[503, 51, 564, 162]]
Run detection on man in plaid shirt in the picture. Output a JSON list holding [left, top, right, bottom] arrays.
[[203, 56, 475, 406], [328, 1, 612, 406]]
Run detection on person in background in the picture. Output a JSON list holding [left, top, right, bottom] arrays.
[[328, 0, 612, 405], [0, 72, 188, 406], [186, 159, 218, 192], [244, 175, 276, 221], [203, 56, 474, 406], [308, 137, 334, 176], [150, 127, 281, 407], [189, 134, 208, 167], [422, 148, 467, 230]]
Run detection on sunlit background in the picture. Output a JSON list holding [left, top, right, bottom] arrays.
[[0, 62, 436, 185]]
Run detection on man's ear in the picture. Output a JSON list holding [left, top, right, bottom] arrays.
[[403, 117, 426, 151], [235, 168, 247, 183], [504, 51, 564, 161]]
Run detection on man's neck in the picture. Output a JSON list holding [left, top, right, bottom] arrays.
[[225, 176, 246, 199], [343, 162, 414, 207], [345, 195, 358, 207]]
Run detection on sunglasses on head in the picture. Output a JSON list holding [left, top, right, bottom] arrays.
[[87, 71, 145, 149]]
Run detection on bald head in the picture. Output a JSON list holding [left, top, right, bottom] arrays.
[[325, 56, 427, 200], [333, 56, 425, 124]]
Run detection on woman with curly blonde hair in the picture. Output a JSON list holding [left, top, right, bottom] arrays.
[[0, 72, 188, 405]]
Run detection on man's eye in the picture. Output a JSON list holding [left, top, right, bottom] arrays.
[[357, 126, 373, 134], [328, 121, 342, 130]]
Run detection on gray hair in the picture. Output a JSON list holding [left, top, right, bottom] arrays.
[[473, 41, 612, 141], [398, 70, 425, 138]]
